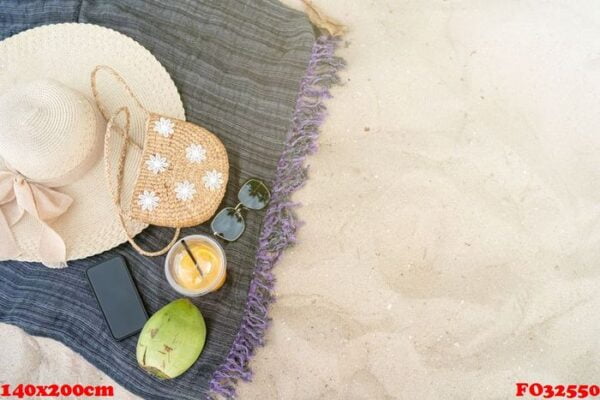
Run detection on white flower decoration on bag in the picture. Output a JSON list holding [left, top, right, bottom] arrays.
[[138, 190, 159, 211], [186, 143, 207, 163], [175, 180, 197, 201], [202, 169, 223, 191], [153, 117, 174, 137], [145, 153, 169, 174]]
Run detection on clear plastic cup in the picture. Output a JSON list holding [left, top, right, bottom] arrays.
[[164, 234, 227, 297]]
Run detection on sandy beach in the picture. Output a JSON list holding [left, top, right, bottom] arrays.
[[2, 1, 600, 399]]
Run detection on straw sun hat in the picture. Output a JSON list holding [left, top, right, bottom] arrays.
[[0, 23, 185, 267]]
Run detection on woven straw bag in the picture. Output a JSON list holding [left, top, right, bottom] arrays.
[[92, 66, 229, 256]]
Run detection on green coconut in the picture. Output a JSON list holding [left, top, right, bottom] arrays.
[[136, 299, 206, 379]]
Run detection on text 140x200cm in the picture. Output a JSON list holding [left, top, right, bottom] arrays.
[[0, 384, 114, 398]]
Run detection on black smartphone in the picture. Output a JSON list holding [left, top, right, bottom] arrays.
[[86, 256, 148, 341]]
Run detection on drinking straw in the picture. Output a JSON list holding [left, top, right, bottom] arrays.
[[181, 239, 204, 278]]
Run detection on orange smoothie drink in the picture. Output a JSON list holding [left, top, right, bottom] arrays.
[[165, 235, 227, 297]]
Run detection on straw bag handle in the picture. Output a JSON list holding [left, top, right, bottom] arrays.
[[91, 65, 147, 151], [91, 65, 149, 120], [92, 65, 180, 256], [101, 104, 180, 257]]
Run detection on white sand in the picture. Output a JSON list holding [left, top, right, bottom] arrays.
[[3, 1, 600, 398]]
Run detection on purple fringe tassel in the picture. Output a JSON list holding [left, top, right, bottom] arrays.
[[208, 36, 345, 399]]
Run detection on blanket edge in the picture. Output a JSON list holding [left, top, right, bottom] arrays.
[[207, 35, 345, 399]]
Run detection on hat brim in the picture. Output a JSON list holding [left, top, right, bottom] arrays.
[[0, 23, 186, 262]]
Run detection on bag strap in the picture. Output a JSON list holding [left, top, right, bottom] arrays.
[[102, 101, 180, 257], [91, 65, 147, 151], [91, 65, 149, 120]]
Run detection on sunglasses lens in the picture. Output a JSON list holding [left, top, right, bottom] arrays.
[[211, 207, 245, 241], [238, 179, 270, 210]]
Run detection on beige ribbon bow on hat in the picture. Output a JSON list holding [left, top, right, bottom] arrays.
[[0, 170, 73, 268]]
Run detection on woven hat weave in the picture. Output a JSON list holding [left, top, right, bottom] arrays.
[[0, 23, 185, 266]]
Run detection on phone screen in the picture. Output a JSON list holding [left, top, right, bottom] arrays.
[[86, 256, 148, 341]]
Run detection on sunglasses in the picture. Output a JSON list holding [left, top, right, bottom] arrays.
[[211, 179, 271, 241]]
